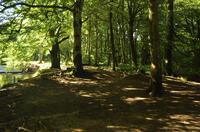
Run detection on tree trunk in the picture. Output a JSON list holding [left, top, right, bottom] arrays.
[[73, 0, 84, 73], [39, 47, 43, 64], [100, 34, 103, 61], [128, 0, 138, 69], [121, 0, 126, 64], [147, 0, 163, 97], [110, 0, 116, 71], [50, 43, 60, 69], [95, 20, 98, 66], [197, 20, 200, 39], [129, 18, 138, 69], [87, 20, 91, 65], [141, 35, 150, 65], [106, 28, 111, 66], [165, 0, 174, 75]]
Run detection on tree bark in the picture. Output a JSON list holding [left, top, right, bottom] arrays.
[[165, 0, 174, 75], [95, 18, 98, 66], [147, 0, 163, 97], [87, 20, 91, 65], [121, 0, 126, 64], [110, 0, 116, 71], [128, 0, 138, 69], [197, 20, 200, 39], [141, 34, 150, 65], [50, 43, 60, 69], [73, 0, 84, 73]]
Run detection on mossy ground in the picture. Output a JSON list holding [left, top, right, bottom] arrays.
[[0, 66, 200, 131]]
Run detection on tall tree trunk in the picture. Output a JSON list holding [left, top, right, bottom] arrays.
[[73, 0, 84, 73], [141, 34, 150, 65], [50, 43, 60, 69], [165, 0, 174, 75], [106, 28, 111, 66], [197, 20, 200, 39], [121, 0, 126, 64], [100, 34, 103, 61], [147, 0, 163, 97], [87, 20, 91, 65], [110, 0, 116, 71], [95, 20, 98, 66], [128, 0, 138, 69]]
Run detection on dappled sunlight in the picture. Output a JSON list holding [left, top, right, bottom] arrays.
[[163, 82, 188, 89], [72, 90, 111, 98], [107, 125, 142, 132], [170, 90, 196, 95], [55, 77, 99, 86], [61, 128, 84, 132], [160, 114, 200, 131], [165, 76, 187, 83], [18, 82, 36, 87], [94, 73, 111, 79], [2, 66, 200, 131], [121, 97, 148, 104], [193, 100, 200, 104], [187, 81, 200, 86], [107, 125, 127, 129], [122, 87, 144, 91], [170, 114, 193, 120], [171, 100, 180, 103]]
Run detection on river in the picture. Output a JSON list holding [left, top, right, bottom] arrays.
[[0, 65, 33, 88]]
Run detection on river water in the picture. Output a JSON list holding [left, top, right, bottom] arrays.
[[0, 65, 33, 88]]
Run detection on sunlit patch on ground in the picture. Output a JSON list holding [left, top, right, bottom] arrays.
[[121, 97, 148, 104], [107, 125, 142, 132], [170, 90, 196, 95], [187, 81, 200, 86], [62, 128, 84, 132], [193, 100, 200, 104], [160, 114, 200, 131], [122, 87, 144, 91], [74, 90, 111, 98]]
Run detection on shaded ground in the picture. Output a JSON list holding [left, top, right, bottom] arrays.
[[0, 66, 200, 131]]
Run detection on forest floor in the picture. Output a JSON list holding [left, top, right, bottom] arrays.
[[0, 66, 200, 132]]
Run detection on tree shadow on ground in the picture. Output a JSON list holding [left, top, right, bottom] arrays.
[[0, 67, 200, 131]]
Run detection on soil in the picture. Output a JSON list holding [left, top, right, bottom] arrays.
[[0, 66, 200, 132]]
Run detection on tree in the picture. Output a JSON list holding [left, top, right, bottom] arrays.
[[109, 0, 117, 71], [147, 0, 163, 96], [127, 0, 138, 69], [73, 0, 84, 74], [0, 0, 84, 73], [165, 0, 174, 75]]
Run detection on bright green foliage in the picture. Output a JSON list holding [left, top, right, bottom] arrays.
[[0, 0, 199, 80]]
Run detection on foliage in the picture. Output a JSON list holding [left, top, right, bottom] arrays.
[[0, 0, 199, 79]]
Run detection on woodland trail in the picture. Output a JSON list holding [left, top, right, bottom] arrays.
[[0, 66, 200, 131]]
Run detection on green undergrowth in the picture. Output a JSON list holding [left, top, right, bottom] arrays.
[[34, 68, 61, 77]]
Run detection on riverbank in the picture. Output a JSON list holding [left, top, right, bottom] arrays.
[[0, 65, 21, 73], [0, 66, 200, 131]]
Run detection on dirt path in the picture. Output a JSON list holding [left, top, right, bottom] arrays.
[[0, 66, 200, 131]]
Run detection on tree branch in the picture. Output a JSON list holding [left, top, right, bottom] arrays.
[[58, 36, 69, 44], [82, 17, 88, 23], [0, 2, 73, 13]]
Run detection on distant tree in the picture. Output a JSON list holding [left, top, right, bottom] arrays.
[[127, 0, 139, 69]]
